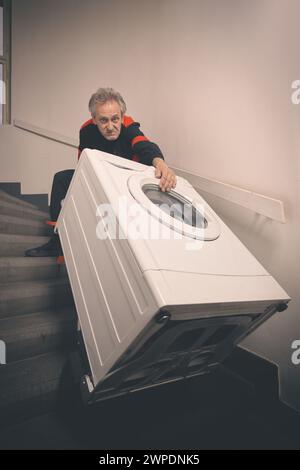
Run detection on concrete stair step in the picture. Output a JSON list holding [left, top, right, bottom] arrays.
[[0, 182, 22, 197], [0, 187, 77, 427], [18, 195, 48, 213], [0, 188, 40, 210], [0, 234, 51, 257], [0, 257, 67, 282], [0, 213, 52, 236], [0, 186, 48, 213], [0, 306, 77, 362], [0, 198, 49, 221], [0, 351, 75, 426], [0, 278, 74, 318]]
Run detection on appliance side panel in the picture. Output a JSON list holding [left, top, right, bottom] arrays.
[[58, 161, 159, 387]]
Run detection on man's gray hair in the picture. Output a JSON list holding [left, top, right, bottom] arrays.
[[89, 87, 127, 117]]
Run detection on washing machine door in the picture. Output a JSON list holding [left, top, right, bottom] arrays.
[[127, 173, 220, 240]]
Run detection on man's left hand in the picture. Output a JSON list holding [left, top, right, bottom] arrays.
[[152, 158, 177, 192]]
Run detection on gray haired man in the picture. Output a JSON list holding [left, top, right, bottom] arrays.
[[25, 87, 176, 257]]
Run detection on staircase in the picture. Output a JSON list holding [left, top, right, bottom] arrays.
[[0, 186, 77, 426], [0, 188, 299, 449]]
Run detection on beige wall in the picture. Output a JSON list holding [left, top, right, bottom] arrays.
[[2, 0, 299, 409], [0, 125, 76, 195]]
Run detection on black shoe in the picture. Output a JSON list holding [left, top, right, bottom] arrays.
[[25, 235, 62, 257]]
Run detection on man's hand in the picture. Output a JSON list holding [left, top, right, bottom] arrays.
[[152, 157, 177, 192]]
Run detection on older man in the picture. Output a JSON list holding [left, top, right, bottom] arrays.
[[25, 87, 176, 257]]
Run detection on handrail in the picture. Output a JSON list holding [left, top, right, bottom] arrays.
[[14, 119, 78, 148], [174, 167, 285, 224], [13, 119, 285, 223]]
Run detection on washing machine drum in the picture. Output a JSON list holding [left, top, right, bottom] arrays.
[[127, 174, 220, 241]]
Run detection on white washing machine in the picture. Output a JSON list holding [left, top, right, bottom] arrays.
[[56, 149, 290, 403]]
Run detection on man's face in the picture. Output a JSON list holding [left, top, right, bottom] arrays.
[[93, 100, 123, 141]]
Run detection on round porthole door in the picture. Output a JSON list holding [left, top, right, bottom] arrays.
[[127, 174, 220, 241]]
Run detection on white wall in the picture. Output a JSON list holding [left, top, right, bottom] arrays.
[[2, 0, 299, 409]]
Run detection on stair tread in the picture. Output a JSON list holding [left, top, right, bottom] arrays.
[[0, 214, 52, 236], [0, 199, 49, 219], [0, 278, 74, 319], [0, 306, 77, 363], [0, 189, 41, 210], [0, 213, 50, 228], [0, 277, 71, 296], [0, 233, 50, 243], [0, 234, 53, 258], [0, 256, 68, 283], [0, 351, 73, 405], [0, 306, 77, 338], [0, 257, 59, 267]]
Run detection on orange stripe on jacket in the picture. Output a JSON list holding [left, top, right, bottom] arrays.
[[80, 118, 93, 129], [123, 115, 134, 127], [131, 135, 149, 147]]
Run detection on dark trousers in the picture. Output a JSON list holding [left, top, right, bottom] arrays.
[[49, 169, 75, 221]]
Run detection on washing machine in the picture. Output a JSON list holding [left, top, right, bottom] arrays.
[[56, 149, 290, 403]]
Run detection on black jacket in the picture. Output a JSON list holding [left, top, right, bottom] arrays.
[[78, 115, 164, 166]]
